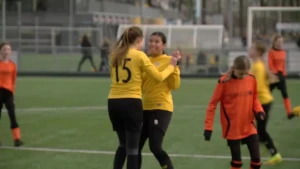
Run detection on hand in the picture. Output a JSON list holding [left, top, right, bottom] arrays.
[[170, 51, 181, 66], [268, 72, 279, 84], [255, 112, 266, 121], [203, 130, 212, 141]]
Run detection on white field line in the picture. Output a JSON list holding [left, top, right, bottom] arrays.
[[2, 104, 283, 113], [1, 146, 299, 162]]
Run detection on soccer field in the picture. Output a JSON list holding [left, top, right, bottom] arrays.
[[0, 77, 299, 169]]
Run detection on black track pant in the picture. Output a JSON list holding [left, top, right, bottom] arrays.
[[77, 56, 97, 72], [257, 103, 278, 156], [108, 98, 143, 169], [270, 73, 288, 98], [227, 134, 261, 169], [114, 131, 141, 169], [138, 110, 173, 169], [0, 88, 19, 129]]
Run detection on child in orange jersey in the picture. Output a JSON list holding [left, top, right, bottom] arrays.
[[268, 36, 295, 119], [0, 42, 24, 147], [204, 55, 266, 169]]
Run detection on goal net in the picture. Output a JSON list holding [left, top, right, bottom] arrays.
[[247, 6, 300, 73], [117, 24, 224, 49]]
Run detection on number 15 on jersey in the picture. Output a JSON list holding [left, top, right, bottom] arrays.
[[115, 58, 132, 83]]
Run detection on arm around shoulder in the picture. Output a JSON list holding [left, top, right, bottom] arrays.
[[140, 52, 175, 82]]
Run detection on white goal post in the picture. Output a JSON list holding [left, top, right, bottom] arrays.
[[117, 24, 224, 49], [247, 6, 300, 48]]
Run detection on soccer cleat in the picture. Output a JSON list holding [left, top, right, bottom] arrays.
[[265, 153, 283, 165], [287, 113, 295, 119], [14, 140, 24, 147]]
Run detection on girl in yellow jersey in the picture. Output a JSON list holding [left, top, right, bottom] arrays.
[[138, 32, 181, 169], [108, 26, 181, 169], [249, 41, 282, 165]]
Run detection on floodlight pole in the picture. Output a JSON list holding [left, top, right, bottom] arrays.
[[195, 0, 201, 25], [247, 7, 253, 49]]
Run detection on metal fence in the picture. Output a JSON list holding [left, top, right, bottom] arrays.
[[14, 47, 300, 75], [0, 26, 118, 54]]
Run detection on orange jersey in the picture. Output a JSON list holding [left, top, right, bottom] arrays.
[[0, 60, 17, 93], [204, 74, 264, 140], [268, 49, 286, 76]]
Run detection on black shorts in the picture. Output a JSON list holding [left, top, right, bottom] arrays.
[[227, 134, 259, 146], [108, 98, 143, 132], [143, 109, 172, 134]]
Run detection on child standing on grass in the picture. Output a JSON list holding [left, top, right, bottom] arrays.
[[268, 35, 296, 119], [0, 42, 24, 147], [204, 55, 265, 169]]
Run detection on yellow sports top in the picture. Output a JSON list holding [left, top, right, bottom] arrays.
[[108, 48, 175, 99], [251, 60, 273, 104], [142, 54, 181, 112]]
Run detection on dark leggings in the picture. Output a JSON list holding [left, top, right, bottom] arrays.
[[77, 56, 97, 72], [0, 88, 19, 129], [113, 131, 141, 169], [270, 73, 288, 98], [257, 103, 278, 156], [138, 110, 173, 169], [228, 135, 261, 169]]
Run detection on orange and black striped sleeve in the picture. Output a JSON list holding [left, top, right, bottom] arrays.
[[205, 79, 223, 131]]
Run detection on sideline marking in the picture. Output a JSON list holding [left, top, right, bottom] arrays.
[[1, 146, 299, 162]]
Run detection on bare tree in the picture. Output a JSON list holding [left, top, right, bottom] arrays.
[[201, 0, 206, 24], [178, 0, 183, 11], [260, 0, 267, 35], [217, 0, 222, 12], [239, 0, 244, 37]]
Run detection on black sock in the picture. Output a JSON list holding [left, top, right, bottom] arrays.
[[127, 154, 138, 169], [263, 136, 278, 156], [152, 150, 173, 169], [265, 141, 278, 156], [160, 156, 174, 169], [258, 131, 278, 156], [113, 146, 126, 169]]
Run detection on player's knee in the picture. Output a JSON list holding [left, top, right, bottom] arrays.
[[126, 148, 139, 155], [231, 160, 242, 168], [250, 160, 261, 169]]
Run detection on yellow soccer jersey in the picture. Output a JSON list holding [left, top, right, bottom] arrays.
[[142, 54, 181, 112], [251, 60, 273, 104], [108, 48, 175, 99]]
